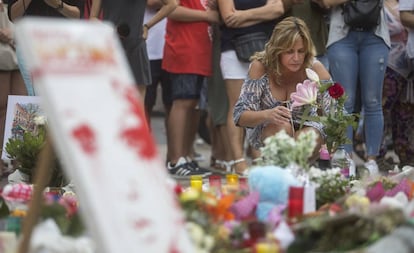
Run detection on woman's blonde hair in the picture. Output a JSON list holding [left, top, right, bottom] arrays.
[[251, 17, 316, 80]]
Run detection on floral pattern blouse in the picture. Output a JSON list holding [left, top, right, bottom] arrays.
[[233, 74, 327, 149]]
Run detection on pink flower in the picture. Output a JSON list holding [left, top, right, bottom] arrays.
[[290, 79, 318, 108]]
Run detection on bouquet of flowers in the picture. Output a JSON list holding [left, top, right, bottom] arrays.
[[259, 130, 317, 170], [290, 69, 358, 153], [308, 167, 350, 208]]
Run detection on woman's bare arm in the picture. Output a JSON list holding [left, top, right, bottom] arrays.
[[10, 0, 33, 21], [400, 11, 414, 29], [218, 0, 285, 28], [89, 0, 101, 20]]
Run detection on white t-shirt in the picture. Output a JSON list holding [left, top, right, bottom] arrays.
[[143, 8, 167, 60], [400, 0, 414, 59]]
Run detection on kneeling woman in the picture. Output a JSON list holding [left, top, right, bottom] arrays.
[[233, 17, 331, 165]]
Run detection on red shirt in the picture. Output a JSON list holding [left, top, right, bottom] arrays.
[[162, 0, 212, 76]]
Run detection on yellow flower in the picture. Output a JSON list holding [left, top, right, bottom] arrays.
[[179, 188, 200, 202]]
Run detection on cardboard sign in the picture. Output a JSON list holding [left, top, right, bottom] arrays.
[[14, 18, 193, 253]]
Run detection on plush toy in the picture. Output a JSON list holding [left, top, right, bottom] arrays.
[[231, 166, 300, 224]]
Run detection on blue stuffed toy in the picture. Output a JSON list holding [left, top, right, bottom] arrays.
[[248, 165, 301, 222]]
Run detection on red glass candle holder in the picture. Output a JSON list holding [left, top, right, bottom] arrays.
[[288, 186, 304, 219], [239, 177, 248, 189], [208, 175, 222, 189]]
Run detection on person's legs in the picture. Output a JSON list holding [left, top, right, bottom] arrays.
[[168, 98, 199, 164], [327, 32, 359, 154], [379, 68, 398, 159], [144, 59, 162, 127], [384, 70, 414, 166], [225, 79, 248, 173], [0, 70, 26, 158], [0, 71, 12, 156], [359, 33, 389, 159], [166, 74, 206, 166], [137, 85, 147, 105], [220, 50, 250, 174], [10, 70, 26, 96]]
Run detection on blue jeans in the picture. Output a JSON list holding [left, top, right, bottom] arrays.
[[328, 30, 389, 157]]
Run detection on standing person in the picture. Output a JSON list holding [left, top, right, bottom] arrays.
[[291, 0, 330, 69], [322, 0, 390, 175], [143, 0, 172, 128], [8, 0, 84, 96], [379, 0, 414, 167], [400, 0, 414, 67], [0, 0, 27, 163], [89, 0, 177, 102], [207, 23, 233, 173], [233, 17, 331, 172], [162, 0, 219, 178], [217, 0, 285, 176]]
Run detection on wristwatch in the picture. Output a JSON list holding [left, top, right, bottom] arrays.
[[55, 0, 64, 11]]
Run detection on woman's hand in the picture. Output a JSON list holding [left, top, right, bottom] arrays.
[[266, 105, 291, 125], [223, 9, 247, 27]]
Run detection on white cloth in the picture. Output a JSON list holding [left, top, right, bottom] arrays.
[[399, 0, 414, 59], [143, 8, 166, 60]]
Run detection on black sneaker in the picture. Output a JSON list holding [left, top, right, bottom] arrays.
[[167, 157, 210, 179], [187, 158, 212, 177]]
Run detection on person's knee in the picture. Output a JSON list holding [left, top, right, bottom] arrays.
[[262, 122, 292, 140], [173, 98, 199, 110]]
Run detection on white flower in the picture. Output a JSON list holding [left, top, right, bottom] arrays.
[[33, 115, 46, 125], [305, 68, 320, 83], [186, 222, 205, 245], [260, 130, 317, 170]]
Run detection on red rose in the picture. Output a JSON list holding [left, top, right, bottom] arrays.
[[328, 82, 345, 99]]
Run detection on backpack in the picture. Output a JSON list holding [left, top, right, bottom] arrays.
[[342, 0, 383, 30]]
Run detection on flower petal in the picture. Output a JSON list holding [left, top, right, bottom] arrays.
[[306, 68, 319, 83]]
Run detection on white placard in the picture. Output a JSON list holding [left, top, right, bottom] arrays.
[[14, 18, 193, 253]]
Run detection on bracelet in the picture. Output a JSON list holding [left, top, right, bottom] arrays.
[[143, 23, 150, 30], [55, 0, 63, 11]]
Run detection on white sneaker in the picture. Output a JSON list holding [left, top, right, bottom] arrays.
[[365, 160, 379, 175]]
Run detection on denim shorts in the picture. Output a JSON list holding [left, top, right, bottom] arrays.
[[145, 60, 172, 108], [170, 73, 205, 100]]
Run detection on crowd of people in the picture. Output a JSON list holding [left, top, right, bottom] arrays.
[[0, 0, 413, 179]]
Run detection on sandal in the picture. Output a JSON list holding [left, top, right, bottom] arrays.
[[232, 158, 249, 177], [210, 157, 233, 174]]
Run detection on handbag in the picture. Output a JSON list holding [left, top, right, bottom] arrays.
[[342, 0, 383, 30], [232, 32, 268, 62], [0, 4, 18, 71]]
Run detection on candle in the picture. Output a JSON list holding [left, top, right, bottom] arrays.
[[239, 177, 248, 190], [226, 173, 239, 186], [288, 186, 304, 219], [208, 175, 222, 189], [190, 175, 203, 191]]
